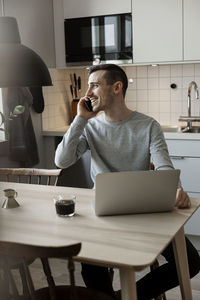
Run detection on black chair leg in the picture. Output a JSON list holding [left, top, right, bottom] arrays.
[[150, 259, 167, 300], [19, 265, 30, 296], [1, 270, 11, 300]]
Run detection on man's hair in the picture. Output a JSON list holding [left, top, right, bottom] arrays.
[[88, 64, 128, 97]]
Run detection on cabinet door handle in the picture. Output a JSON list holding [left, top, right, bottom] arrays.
[[170, 156, 185, 160]]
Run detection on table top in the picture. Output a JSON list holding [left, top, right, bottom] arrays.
[[0, 182, 199, 270]]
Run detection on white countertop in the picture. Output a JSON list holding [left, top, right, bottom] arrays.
[[42, 126, 200, 140], [164, 132, 200, 140], [42, 126, 70, 137]]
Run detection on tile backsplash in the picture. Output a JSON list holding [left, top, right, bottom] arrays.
[[42, 63, 200, 130], [42, 68, 88, 130]]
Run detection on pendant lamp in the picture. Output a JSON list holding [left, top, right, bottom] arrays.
[[0, 16, 52, 87]]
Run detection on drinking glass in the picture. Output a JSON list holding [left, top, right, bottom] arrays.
[[53, 194, 76, 217]]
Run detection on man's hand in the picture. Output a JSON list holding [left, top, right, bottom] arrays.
[[77, 97, 97, 120], [175, 188, 191, 208]]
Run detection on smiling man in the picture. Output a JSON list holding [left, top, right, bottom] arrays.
[[55, 64, 200, 299]]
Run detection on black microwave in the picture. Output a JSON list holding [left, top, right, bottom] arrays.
[[64, 13, 132, 66]]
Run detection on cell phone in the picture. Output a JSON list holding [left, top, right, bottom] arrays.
[[84, 98, 93, 112]]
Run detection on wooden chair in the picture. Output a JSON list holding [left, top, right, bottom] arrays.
[[0, 168, 62, 298], [0, 240, 113, 300], [0, 168, 62, 186]]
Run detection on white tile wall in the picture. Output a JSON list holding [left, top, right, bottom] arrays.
[[42, 63, 200, 130], [125, 63, 200, 125]]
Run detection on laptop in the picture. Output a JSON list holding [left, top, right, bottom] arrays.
[[94, 169, 180, 216]]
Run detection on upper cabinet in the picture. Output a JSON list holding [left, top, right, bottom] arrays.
[[132, 0, 200, 64], [184, 0, 200, 61], [132, 0, 183, 63], [2, 0, 200, 68], [63, 0, 131, 19]]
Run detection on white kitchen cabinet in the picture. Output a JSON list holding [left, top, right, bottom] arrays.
[[52, 0, 66, 68], [170, 157, 200, 193], [184, 192, 200, 236], [132, 0, 183, 63], [166, 139, 200, 157], [184, 0, 200, 61], [165, 138, 200, 238], [170, 156, 200, 237], [63, 0, 131, 19], [3, 0, 65, 68]]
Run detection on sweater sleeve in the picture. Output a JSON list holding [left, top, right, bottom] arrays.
[[150, 121, 173, 170], [54, 115, 89, 169], [149, 121, 182, 188]]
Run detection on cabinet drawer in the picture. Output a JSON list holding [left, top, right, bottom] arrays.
[[166, 139, 200, 157], [171, 157, 200, 192]]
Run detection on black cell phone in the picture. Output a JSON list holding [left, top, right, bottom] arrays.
[[84, 98, 93, 112]]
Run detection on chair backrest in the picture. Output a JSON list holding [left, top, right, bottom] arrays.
[[0, 168, 62, 186], [0, 241, 81, 300]]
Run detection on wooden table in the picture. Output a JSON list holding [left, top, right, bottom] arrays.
[[0, 182, 199, 300]]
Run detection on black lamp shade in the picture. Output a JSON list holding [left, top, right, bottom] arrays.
[[0, 17, 52, 87]]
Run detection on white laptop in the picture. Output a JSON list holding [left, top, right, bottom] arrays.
[[94, 169, 180, 216]]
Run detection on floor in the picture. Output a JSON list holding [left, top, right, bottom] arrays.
[[13, 256, 200, 299]]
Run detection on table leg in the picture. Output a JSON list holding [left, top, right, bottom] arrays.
[[119, 267, 137, 300], [172, 226, 192, 300]]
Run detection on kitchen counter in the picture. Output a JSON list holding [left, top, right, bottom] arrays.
[[42, 126, 70, 137], [42, 126, 200, 140], [164, 132, 200, 140]]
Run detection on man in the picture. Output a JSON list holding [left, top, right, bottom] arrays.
[[55, 64, 200, 299]]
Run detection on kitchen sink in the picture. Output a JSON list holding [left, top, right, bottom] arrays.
[[162, 126, 200, 133], [162, 126, 182, 133]]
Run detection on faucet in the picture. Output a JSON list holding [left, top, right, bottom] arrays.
[[185, 81, 199, 131]]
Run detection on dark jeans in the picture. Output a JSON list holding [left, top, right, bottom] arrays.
[[81, 237, 200, 300]]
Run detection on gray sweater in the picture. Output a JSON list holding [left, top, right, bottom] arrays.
[[55, 111, 175, 184]]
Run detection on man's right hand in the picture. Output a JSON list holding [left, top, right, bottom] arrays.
[[175, 188, 191, 209], [78, 97, 97, 120]]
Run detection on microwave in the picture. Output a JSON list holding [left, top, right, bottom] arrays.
[[64, 13, 132, 66]]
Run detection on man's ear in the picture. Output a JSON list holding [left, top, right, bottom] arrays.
[[113, 81, 123, 95]]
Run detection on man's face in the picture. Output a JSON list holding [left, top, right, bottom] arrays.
[[85, 70, 114, 112]]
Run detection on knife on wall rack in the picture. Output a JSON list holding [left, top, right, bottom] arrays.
[[78, 76, 81, 98], [73, 73, 78, 98], [70, 73, 76, 99], [70, 84, 73, 98]]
